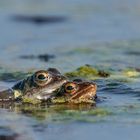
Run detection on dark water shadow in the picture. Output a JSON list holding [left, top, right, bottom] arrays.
[[125, 51, 140, 56], [19, 54, 55, 62], [11, 15, 67, 25], [0, 127, 18, 140], [0, 134, 17, 140]]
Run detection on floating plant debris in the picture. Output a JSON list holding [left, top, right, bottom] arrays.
[[11, 15, 67, 25], [19, 54, 55, 62], [65, 65, 110, 79]]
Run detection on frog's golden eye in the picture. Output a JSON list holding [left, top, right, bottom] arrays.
[[64, 83, 77, 94], [36, 72, 48, 81], [34, 70, 51, 86]]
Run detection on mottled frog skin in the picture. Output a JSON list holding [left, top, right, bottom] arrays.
[[0, 68, 67, 101], [51, 79, 97, 104]]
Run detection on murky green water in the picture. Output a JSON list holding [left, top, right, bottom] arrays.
[[0, 0, 140, 140]]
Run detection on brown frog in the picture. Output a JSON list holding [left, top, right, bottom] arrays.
[[0, 68, 67, 101], [51, 79, 97, 104]]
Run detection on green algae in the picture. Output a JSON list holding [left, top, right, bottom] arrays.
[[87, 108, 112, 117], [65, 65, 110, 79], [21, 96, 95, 105], [47, 107, 112, 123], [110, 69, 140, 83], [51, 97, 67, 104], [51, 97, 95, 104], [22, 97, 41, 104], [13, 104, 49, 120], [60, 108, 112, 117], [0, 101, 112, 123], [123, 69, 140, 78], [46, 107, 111, 123]]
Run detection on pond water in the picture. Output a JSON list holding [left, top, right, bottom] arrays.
[[0, 0, 140, 140]]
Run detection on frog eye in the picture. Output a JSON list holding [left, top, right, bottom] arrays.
[[36, 72, 49, 81], [34, 70, 52, 86], [64, 83, 77, 94]]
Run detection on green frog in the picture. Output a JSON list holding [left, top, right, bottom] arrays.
[[51, 79, 97, 104], [0, 68, 67, 101]]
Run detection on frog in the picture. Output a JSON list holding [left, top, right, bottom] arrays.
[[0, 68, 67, 102], [51, 79, 97, 104]]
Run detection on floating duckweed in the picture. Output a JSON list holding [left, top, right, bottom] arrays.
[[51, 97, 67, 103], [49, 108, 112, 123], [51, 97, 95, 104], [65, 65, 110, 79], [77, 65, 98, 75], [123, 69, 140, 78], [68, 99, 95, 104], [22, 97, 41, 104], [63, 108, 111, 117]]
